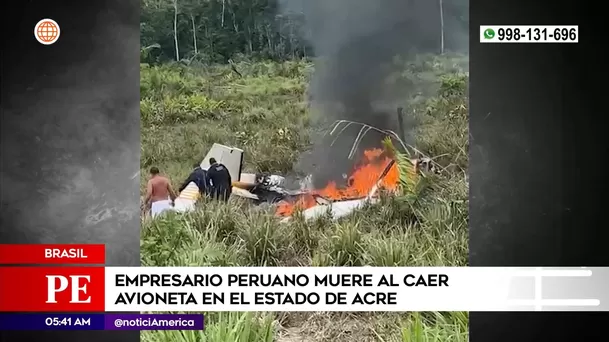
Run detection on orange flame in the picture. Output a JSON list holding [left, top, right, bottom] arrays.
[[275, 148, 399, 217]]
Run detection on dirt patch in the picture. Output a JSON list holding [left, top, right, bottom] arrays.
[[277, 327, 311, 342]]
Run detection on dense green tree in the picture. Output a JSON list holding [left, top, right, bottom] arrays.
[[140, 0, 468, 64]]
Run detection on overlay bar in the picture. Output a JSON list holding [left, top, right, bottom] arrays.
[[0, 314, 105, 330], [0, 313, 204, 330], [105, 313, 204, 330], [0, 244, 106, 264]]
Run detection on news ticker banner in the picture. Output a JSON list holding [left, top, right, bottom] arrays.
[[0, 244, 607, 312], [0, 313, 203, 331], [480, 25, 578, 43], [1, 266, 608, 312]]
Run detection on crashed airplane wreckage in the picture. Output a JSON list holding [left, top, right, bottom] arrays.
[[174, 150, 430, 222], [174, 122, 434, 221]]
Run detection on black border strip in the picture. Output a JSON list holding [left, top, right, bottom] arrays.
[[470, 1, 607, 341], [0, 1, 140, 341]]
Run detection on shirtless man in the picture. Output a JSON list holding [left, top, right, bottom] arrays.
[[144, 166, 178, 218]]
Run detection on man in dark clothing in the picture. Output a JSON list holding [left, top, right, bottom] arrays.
[[206, 157, 232, 201], [179, 163, 208, 196]]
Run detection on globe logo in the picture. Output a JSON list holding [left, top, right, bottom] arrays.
[[34, 19, 60, 45]]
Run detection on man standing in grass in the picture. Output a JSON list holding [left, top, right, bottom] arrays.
[[206, 157, 232, 201], [144, 166, 178, 218], [179, 162, 208, 196]]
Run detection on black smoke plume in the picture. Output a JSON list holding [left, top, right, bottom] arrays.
[[280, 0, 450, 187]]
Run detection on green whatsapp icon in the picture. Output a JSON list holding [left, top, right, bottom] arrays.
[[484, 28, 495, 39]]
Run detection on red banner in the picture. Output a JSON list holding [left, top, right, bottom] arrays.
[[0, 244, 105, 264]]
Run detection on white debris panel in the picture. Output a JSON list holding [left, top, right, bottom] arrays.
[[280, 197, 378, 223]]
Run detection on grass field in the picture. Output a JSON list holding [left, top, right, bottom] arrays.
[[140, 54, 469, 342]]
